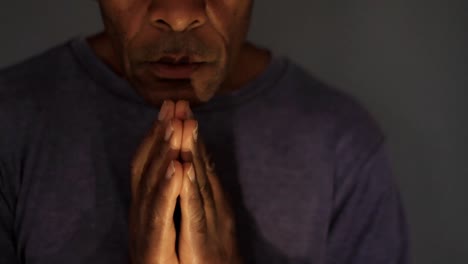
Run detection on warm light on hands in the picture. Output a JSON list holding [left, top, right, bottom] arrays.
[[129, 100, 242, 264]]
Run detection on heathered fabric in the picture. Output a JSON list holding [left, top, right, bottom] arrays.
[[0, 37, 409, 264]]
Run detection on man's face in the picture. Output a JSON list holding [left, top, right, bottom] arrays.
[[97, 0, 253, 104]]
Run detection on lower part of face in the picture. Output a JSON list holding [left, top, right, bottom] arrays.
[[98, 0, 253, 105]]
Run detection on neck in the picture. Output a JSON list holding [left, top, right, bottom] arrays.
[[219, 42, 272, 94], [87, 31, 271, 95]]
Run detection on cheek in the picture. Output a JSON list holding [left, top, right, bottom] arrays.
[[206, 0, 251, 44], [100, 0, 151, 43], [205, 0, 251, 76]]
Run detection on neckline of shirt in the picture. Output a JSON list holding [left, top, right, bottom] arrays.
[[69, 35, 289, 112]]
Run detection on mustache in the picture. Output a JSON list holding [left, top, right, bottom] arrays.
[[136, 33, 217, 62]]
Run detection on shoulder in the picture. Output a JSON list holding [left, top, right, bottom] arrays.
[[279, 58, 392, 188], [267, 57, 385, 150], [0, 38, 92, 119], [268, 57, 393, 195], [0, 39, 86, 159], [0, 39, 83, 100], [0, 39, 73, 122]]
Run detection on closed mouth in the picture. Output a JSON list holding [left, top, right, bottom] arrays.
[[146, 60, 204, 80]]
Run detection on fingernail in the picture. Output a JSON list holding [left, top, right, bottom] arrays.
[[192, 122, 198, 142], [187, 107, 194, 119], [165, 120, 174, 141], [166, 161, 175, 180], [158, 100, 168, 121], [187, 164, 196, 183], [207, 159, 216, 172]]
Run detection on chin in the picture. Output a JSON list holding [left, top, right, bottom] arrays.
[[191, 62, 226, 102], [128, 78, 216, 106]]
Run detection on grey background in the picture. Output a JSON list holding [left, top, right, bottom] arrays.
[[1, 0, 467, 263]]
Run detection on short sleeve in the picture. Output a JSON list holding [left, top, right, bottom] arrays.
[[0, 83, 20, 263], [326, 141, 410, 264], [0, 160, 18, 263]]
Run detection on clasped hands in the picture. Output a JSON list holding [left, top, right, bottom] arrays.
[[130, 100, 242, 264]]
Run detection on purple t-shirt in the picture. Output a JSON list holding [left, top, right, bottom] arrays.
[[0, 37, 409, 263]]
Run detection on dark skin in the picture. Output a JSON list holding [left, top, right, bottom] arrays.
[[90, 0, 271, 262], [130, 100, 242, 263]]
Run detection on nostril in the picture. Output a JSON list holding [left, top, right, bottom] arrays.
[[154, 19, 172, 30], [186, 20, 202, 31], [152, 16, 204, 32]]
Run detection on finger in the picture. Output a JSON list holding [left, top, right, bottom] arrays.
[[201, 143, 233, 219], [144, 160, 183, 263], [192, 140, 218, 225], [181, 119, 217, 225], [130, 100, 174, 201], [198, 141, 235, 220], [137, 117, 182, 240], [180, 162, 207, 245], [180, 120, 213, 207], [141, 118, 183, 198], [158, 99, 175, 121], [175, 100, 194, 120], [181, 119, 198, 162]]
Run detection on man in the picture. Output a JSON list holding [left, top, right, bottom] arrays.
[[0, 0, 409, 263]]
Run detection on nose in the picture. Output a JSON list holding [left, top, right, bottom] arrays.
[[149, 0, 207, 32]]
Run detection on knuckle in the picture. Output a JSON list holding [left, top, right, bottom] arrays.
[[154, 189, 171, 208], [224, 217, 236, 232], [200, 182, 216, 207], [130, 164, 140, 179], [199, 181, 212, 197], [149, 205, 171, 229], [154, 143, 166, 158], [188, 189, 200, 202], [190, 210, 208, 234], [142, 190, 172, 227], [138, 175, 153, 199]]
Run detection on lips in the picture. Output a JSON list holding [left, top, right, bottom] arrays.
[[148, 62, 203, 79], [145, 55, 205, 79]]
